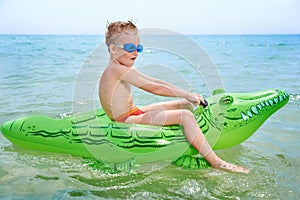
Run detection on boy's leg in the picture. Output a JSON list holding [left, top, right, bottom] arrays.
[[126, 109, 250, 174], [141, 99, 193, 112]]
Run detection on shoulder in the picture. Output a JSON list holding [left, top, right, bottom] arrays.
[[104, 62, 145, 86], [109, 63, 141, 79], [106, 62, 132, 74]]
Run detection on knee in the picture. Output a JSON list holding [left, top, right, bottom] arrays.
[[180, 100, 193, 111], [181, 109, 195, 122]]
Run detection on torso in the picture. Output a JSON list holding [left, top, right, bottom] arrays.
[[99, 63, 135, 120]]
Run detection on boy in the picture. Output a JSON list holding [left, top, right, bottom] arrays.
[[99, 21, 250, 173]]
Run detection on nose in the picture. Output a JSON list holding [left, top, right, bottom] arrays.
[[131, 50, 138, 57]]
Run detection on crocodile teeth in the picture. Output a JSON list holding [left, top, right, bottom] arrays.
[[241, 112, 249, 120], [257, 104, 262, 110], [247, 110, 253, 118], [251, 106, 259, 115], [268, 99, 274, 106], [266, 101, 270, 106], [240, 93, 287, 122], [283, 92, 289, 99]]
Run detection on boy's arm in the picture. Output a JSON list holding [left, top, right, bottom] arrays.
[[119, 67, 187, 97], [130, 69, 205, 106], [119, 67, 203, 105], [138, 73, 179, 90]]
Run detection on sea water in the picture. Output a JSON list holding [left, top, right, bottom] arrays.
[[0, 34, 299, 199]]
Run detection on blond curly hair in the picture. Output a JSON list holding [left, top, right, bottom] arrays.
[[105, 20, 138, 46]]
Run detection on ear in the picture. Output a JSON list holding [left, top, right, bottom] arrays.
[[108, 44, 116, 54]]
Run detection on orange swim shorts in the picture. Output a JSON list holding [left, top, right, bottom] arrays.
[[115, 107, 145, 122]]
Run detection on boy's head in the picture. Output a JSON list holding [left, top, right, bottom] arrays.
[[105, 21, 142, 67], [105, 21, 138, 46]]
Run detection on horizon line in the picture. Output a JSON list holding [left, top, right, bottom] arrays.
[[0, 33, 299, 36]]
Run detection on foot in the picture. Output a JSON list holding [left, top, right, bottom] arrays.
[[204, 152, 250, 174], [217, 162, 250, 174]]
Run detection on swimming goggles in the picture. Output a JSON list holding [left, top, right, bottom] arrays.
[[113, 43, 143, 53]]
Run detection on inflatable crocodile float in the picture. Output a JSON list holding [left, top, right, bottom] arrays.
[[0, 89, 289, 169]]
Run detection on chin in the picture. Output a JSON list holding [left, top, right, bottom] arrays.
[[127, 61, 135, 67]]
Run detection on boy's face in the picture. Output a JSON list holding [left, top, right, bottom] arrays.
[[112, 31, 141, 67]]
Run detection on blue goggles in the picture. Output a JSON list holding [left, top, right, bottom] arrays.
[[113, 43, 143, 53]]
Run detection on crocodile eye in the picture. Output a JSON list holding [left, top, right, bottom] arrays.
[[220, 96, 233, 105]]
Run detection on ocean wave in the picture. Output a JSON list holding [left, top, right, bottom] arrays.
[[289, 93, 300, 107], [246, 43, 288, 47]]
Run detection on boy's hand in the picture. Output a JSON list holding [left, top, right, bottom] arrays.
[[186, 93, 206, 106]]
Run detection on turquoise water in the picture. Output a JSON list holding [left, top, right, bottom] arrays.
[[0, 34, 299, 199]]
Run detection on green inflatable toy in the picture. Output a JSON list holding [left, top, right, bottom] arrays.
[[0, 89, 289, 169]]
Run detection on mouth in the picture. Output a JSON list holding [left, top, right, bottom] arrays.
[[240, 91, 289, 121], [131, 57, 137, 61], [222, 90, 289, 121]]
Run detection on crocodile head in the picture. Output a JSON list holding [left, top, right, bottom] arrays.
[[196, 89, 289, 149]]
